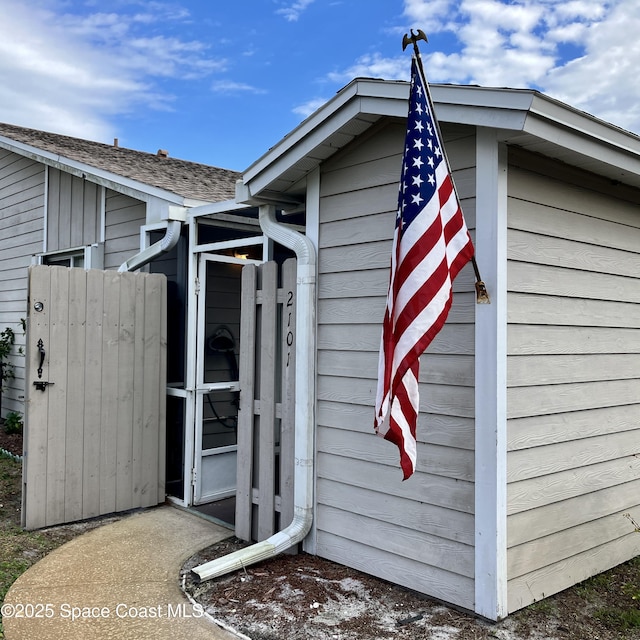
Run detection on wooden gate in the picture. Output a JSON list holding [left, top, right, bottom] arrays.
[[235, 258, 296, 542], [22, 266, 167, 529]]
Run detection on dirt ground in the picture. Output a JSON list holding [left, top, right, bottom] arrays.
[[0, 431, 22, 459], [182, 537, 640, 640]]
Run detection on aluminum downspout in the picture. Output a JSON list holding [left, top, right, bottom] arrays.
[[191, 203, 316, 582], [117, 220, 182, 272]]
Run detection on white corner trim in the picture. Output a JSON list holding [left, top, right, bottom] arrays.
[[474, 127, 508, 620]]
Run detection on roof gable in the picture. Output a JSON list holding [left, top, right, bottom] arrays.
[[238, 79, 640, 202]]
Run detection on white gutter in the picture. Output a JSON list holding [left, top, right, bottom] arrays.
[[117, 220, 182, 272], [191, 202, 317, 582]]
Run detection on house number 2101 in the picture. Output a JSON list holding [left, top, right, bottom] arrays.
[[285, 290, 294, 367]]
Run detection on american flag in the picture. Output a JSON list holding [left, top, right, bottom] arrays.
[[374, 57, 475, 480]]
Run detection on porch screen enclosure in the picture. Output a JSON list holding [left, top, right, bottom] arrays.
[[235, 258, 297, 543], [23, 265, 167, 530]]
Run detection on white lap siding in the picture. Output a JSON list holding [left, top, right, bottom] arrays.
[[315, 121, 478, 610], [505, 150, 640, 611], [0, 150, 45, 416]]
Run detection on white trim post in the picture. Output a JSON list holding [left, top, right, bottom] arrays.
[[474, 127, 508, 620]]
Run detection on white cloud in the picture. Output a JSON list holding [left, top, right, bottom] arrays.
[[326, 53, 408, 84], [292, 97, 328, 118], [544, 0, 640, 133], [331, 0, 640, 134], [211, 80, 267, 95], [276, 0, 316, 22], [0, 0, 225, 141]]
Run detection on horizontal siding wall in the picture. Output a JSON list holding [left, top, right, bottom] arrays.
[[103, 190, 146, 270], [315, 120, 477, 610], [506, 150, 640, 612], [0, 150, 45, 417]]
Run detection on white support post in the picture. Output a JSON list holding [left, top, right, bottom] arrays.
[[474, 127, 509, 620]]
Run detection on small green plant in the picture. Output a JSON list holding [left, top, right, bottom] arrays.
[[623, 515, 640, 602], [3, 412, 22, 435], [0, 327, 16, 385]]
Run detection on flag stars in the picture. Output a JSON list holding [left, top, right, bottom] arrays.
[[413, 138, 424, 151]]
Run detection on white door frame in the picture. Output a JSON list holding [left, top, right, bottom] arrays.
[[181, 222, 268, 507]]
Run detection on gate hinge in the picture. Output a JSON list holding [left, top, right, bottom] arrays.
[[191, 467, 197, 486], [194, 277, 200, 295]]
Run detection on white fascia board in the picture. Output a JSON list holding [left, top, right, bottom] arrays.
[[0, 136, 189, 207], [524, 100, 640, 177], [528, 93, 640, 155], [435, 103, 529, 131], [187, 199, 251, 219]]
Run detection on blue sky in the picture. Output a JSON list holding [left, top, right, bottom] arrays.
[[2, 0, 640, 171]]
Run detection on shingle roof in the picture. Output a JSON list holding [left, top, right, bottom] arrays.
[[0, 122, 240, 203]]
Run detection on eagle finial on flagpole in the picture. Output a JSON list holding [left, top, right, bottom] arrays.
[[402, 28, 428, 53]]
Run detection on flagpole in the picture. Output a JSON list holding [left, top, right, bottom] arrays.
[[402, 29, 490, 304]]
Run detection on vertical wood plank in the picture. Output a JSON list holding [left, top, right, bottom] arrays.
[[115, 271, 136, 511], [131, 272, 146, 507], [64, 268, 87, 522], [140, 273, 164, 507], [258, 261, 278, 540], [157, 274, 167, 504], [23, 267, 51, 529], [99, 270, 120, 515], [279, 258, 297, 531], [46, 267, 69, 525], [236, 264, 257, 541], [82, 268, 104, 519]]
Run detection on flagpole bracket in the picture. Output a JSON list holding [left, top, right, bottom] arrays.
[[475, 280, 491, 304]]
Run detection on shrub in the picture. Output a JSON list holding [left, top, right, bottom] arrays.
[[3, 411, 23, 434]]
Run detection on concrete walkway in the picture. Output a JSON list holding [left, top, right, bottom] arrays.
[[3, 505, 239, 640]]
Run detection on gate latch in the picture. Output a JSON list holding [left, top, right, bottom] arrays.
[[33, 380, 54, 392]]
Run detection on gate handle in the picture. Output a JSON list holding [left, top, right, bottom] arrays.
[[37, 339, 45, 379]]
